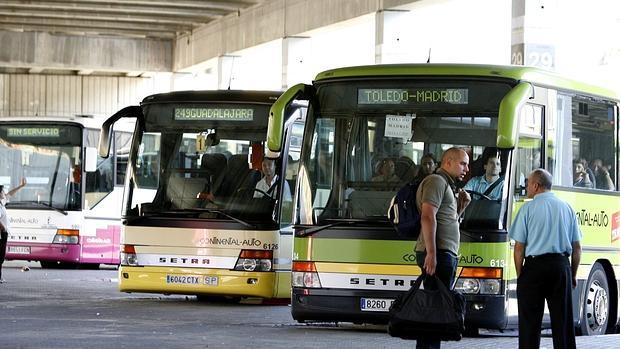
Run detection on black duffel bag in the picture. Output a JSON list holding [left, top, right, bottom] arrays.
[[387, 273, 465, 341]]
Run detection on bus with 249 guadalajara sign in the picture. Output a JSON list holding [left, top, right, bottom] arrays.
[[99, 90, 304, 301]]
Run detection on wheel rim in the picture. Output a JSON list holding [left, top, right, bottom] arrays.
[[585, 279, 608, 333]]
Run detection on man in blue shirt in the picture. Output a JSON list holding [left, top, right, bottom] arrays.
[[509, 169, 582, 349], [463, 155, 503, 200]]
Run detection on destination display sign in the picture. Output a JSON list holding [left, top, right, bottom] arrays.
[[174, 108, 254, 121], [358, 88, 469, 105], [6, 127, 61, 138]]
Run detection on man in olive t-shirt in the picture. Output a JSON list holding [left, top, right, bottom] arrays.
[[414, 147, 471, 349]]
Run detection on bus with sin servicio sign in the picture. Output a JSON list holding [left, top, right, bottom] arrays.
[[1, 116, 132, 268], [266, 64, 620, 335], [99, 90, 304, 300]]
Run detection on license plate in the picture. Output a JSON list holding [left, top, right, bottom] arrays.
[[8, 246, 31, 254], [165, 275, 201, 285], [360, 298, 394, 312], [204, 276, 218, 286]]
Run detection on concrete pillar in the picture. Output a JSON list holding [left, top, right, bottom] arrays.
[[375, 9, 411, 64], [217, 55, 239, 90], [282, 36, 312, 89], [511, 0, 558, 69]]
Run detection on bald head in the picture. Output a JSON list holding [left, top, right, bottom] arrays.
[[530, 168, 553, 190], [440, 147, 469, 181], [526, 168, 552, 198]]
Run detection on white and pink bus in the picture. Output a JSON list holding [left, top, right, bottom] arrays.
[[1, 116, 132, 268]]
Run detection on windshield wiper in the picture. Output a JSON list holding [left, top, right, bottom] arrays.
[[297, 218, 385, 237], [156, 208, 257, 229], [6, 201, 68, 216]]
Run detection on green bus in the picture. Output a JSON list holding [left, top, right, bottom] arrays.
[[266, 64, 620, 335]]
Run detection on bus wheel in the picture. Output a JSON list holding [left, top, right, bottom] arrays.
[[581, 263, 613, 335]]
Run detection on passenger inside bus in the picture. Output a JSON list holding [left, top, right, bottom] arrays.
[[592, 159, 615, 190], [394, 156, 416, 183], [371, 158, 400, 182], [412, 153, 437, 183], [464, 155, 504, 200], [578, 157, 597, 187], [573, 160, 594, 188]]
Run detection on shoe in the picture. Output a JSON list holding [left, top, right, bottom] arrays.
[[0, 278, 5, 284]]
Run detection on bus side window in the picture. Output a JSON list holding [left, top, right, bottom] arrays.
[[85, 129, 114, 209], [114, 131, 132, 186], [550, 93, 616, 190]]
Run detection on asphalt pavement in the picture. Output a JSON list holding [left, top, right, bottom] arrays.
[[1, 261, 619, 349]]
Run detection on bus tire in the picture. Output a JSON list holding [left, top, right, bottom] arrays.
[[581, 263, 614, 335]]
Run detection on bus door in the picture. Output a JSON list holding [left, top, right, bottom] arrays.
[[273, 107, 305, 299]]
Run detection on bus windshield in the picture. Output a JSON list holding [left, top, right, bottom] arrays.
[[299, 79, 513, 228], [0, 124, 82, 210], [125, 103, 287, 224]]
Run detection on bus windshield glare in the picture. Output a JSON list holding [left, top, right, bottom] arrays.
[[299, 80, 512, 227], [0, 124, 82, 210], [126, 104, 290, 224]]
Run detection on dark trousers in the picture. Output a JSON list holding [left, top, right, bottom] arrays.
[[0, 230, 7, 279], [517, 254, 576, 349], [415, 250, 458, 349]]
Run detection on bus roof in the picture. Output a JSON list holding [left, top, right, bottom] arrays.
[[0, 115, 105, 129], [314, 64, 619, 101], [141, 90, 283, 106]]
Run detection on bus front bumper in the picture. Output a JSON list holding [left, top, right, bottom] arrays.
[[292, 288, 396, 324], [292, 288, 508, 329], [118, 266, 278, 298], [5, 242, 81, 263]]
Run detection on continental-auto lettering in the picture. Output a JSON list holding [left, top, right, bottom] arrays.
[[576, 209, 609, 227], [459, 254, 484, 264], [158, 257, 210, 265], [202, 236, 262, 247]]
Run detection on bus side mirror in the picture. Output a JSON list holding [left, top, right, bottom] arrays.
[[99, 105, 143, 158], [85, 147, 98, 172]]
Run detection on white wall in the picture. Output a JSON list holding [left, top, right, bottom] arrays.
[[383, 0, 511, 64], [554, 0, 620, 91]]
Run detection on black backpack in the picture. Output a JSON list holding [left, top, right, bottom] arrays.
[[388, 179, 423, 239]]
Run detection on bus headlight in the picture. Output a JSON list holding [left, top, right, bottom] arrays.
[[479, 279, 501, 294], [233, 250, 273, 272], [454, 267, 503, 295], [292, 272, 322, 288], [455, 278, 502, 295], [292, 261, 322, 288], [455, 278, 480, 294], [120, 252, 138, 266], [120, 245, 138, 266], [52, 229, 79, 244], [234, 258, 272, 272]]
